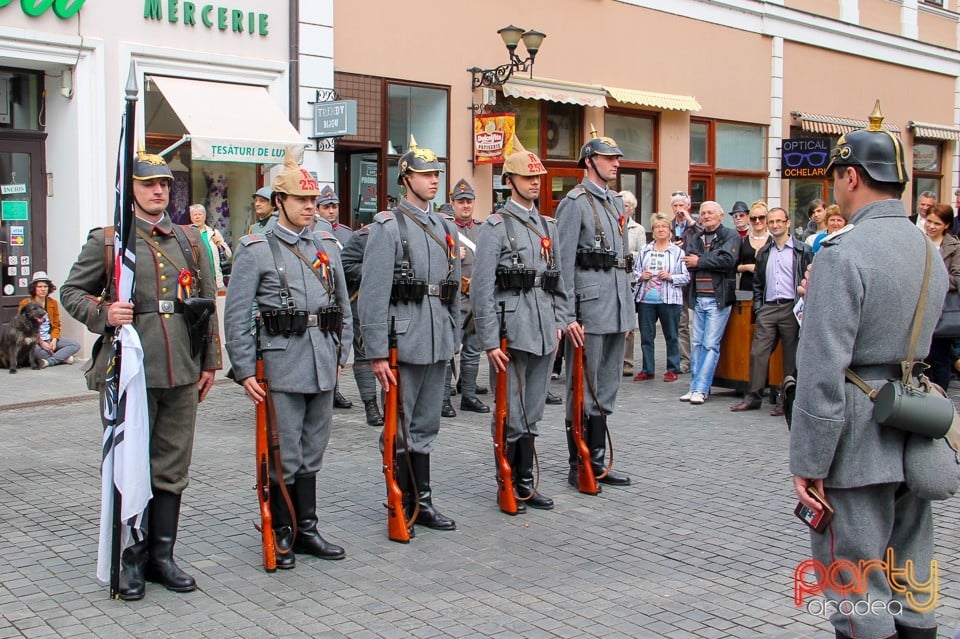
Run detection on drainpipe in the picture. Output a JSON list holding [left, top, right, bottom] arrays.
[[288, 0, 300, 127]]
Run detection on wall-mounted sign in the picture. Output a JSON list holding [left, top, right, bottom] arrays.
[[1, 200, 28, 221], [1, 183, 26, 195], [474, 113, 516, 165], [781, 138, 830, 178], [312, 100, 357, 139], [143, 0, 269, 36], [0, 0, 85, 19]]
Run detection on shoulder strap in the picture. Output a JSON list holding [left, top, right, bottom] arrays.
[[102, 226, 116, 302], [904, 240, 934, 381], [393, 207, 414, 272], [172, 225, 203, 294], [265, 232, 295, 308]]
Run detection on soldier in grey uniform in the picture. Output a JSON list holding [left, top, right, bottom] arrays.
[[556, 127, 634, 488], [341, 225, 383, 427], [442, 178, 490, 417], [472, 142, 566, 512], [359, 136, 460, 532], [315, 184, 355, 410], [791, 105, 947, 639], [225, 151, 352, 569], [247, 186, 278, 235], [61, 151, 222, 601]]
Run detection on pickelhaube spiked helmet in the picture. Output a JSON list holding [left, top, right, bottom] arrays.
[[272, 148, 321, 197], [397, 135, 444, 185], [577, 124, 623, 168], [825, 101, 908, 185], [133, 143, 174, 182], [502, 136, 547, 178]]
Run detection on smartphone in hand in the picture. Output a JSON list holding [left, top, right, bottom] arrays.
[[795, 486, 834, 533]]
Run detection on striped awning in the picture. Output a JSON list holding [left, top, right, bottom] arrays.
[[501, 77, 608, 108], [792, 111, 900, 135], [604, 87, 701, 112], [908, 121, 960, 141]]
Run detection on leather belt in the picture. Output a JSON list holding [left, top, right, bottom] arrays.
[[134, 300, 185, 315], [766, 298, 795, 305], [846, 364, 901, 381]]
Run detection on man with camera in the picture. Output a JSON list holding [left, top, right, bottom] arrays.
[[791, 105, 947, 639]]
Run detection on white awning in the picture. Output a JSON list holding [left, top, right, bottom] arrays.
[[604, 87, 701, 112], [792, 110, 900, 135], [501, 77, 608, 108], [150, 76, 305, 163], [908, 121, 960, 141]]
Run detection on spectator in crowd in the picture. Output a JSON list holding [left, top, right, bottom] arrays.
[[17, 271, 80, 368], [671, 190, 698, 374], [923, 203, 960, 390], [736, 201, 770, 293], [952, 189, 960, 236], [803, 199, 827, 242], [679, 201, 738, 405], [621, 190, 646, 377], [910, 190, 936, 230], [633, 213, 689, 382], [729, 207, 811, 415], [809, 204, 843, 254], [247, 186, 277, 235], [189, 204, 231, 291], [730, 201, 750, 237]]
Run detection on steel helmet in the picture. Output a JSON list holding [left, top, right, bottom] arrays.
[[396, 135, 444, 185], [577, 124, 623, 168], [825, 101, 907, 185]]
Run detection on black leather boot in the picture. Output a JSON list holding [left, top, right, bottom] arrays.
[[895, 623, 938, 639], [588, 414, 631, 486], [396, 453, 416, 539], [515, 435, 553, 510], [292, 476, 345, 559], [334, 387, 353, 409], [565, 420, 600, 492], [410, 452, 456, 530], [505, 439, 525, 514], [118, 538, 148, 600], [460, 395, 490, 413], [363, 398, 384, 427], [145, 490, 197, 592], [270, 483, 296, 570], [441, 399, 456, 418]]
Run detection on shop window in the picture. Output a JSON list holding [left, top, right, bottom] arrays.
[[690, 121, 709, 165], [689, 118, 767, 224], [605, 112, 654, 163], [544, 102, 581, 161], [387, 83, 448, 157], [912, 140, 942, 213], [0, 68, 42, 131]]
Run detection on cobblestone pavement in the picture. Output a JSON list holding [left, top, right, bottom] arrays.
[[0, 359, 958, 638]]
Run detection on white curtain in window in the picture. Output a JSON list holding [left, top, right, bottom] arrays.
[[716, 123, 765, 170]]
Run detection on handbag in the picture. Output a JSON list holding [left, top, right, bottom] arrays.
[[933, 290, 960, 339]]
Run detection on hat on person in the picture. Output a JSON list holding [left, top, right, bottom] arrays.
[[31, 271, 52, 285], [577, 124, 623, 168], [253, 186, 273, 201], [132, 144, 173, 182], [317, 185, 338, 206], [730, 201, 749, 215], [502, 136, 547, 178], [450, 179, 476, 201], [397, 135, 444, 185], [272, 148, 321, 197], [438, 203, 455, 216], [825, 100, 907, 185]]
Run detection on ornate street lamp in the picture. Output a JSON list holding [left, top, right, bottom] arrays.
[[469, 25, 546, 89]]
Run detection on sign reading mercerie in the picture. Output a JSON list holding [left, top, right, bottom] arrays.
[[144, 0, 269, 36]]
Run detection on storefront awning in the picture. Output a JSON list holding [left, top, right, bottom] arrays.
[[604, 87, 701, 112], [501, 77, 608, 108], [908, 121, 960, 141], [151, 76, 305, 163], [792, 111, 900, 135]]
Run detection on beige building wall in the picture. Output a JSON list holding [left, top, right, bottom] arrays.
[[859, 0, 904, 35], [784, 0, 840, 19], [920, 9, 959, 49]]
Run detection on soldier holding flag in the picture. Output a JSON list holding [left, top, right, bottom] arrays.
[[62, 150, 222, 600]]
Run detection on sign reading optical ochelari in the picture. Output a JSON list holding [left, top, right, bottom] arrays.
[[0, 0, 85, 19], [143, 0, 269, 36]]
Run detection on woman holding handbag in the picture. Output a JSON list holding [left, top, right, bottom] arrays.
[[923, 203, 960, 389]]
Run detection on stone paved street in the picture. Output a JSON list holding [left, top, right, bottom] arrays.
[[0, 358, 958, 638]]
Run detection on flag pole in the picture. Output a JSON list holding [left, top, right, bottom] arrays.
[[109, 61, 138, 600]]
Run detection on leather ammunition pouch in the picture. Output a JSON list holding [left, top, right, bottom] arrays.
[[438, 279, 459, 306], [576, 248, 618, 271], [261, 306, 308, 337], [541, 269, 561, 293], [391, 276, 428, 304], [318, 304, 344, 333], [496, 266, 537, 291]]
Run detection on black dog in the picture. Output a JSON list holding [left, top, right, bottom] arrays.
[[0, 302, 46, 373]]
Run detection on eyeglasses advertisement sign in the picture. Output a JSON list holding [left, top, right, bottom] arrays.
[[781, 138, 830, 178]]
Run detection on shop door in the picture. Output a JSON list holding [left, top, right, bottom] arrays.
[[542, 167, 583, 217], [336, 148, 380, 228], [1, 133, 46, 325], [788, 180, 829, 240]]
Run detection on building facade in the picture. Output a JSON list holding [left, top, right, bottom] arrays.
[[328, 0, 960, 235]]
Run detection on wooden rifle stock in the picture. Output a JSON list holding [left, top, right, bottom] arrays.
[[493, 302, 518, 515], [255, 357, 277, 572], [571, 295, 599, 495], [383, 317, 411, 543]]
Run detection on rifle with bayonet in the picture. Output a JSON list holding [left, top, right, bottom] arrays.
[[383, 317, 413, 542], [571, 294, 599, 495], [493, 301, 519, 515]]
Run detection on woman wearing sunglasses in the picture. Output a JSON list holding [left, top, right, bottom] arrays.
[[736, 200, 771, 293]]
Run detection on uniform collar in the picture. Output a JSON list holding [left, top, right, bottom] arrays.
[[273, 221, 311, 245], [137, 212, 172, 235], [504, 198, 537, 221], [398, 198, 434, 224], [454, 217, 473, 228], [581, 179, 609, 200], [849, 198, 909, 225]]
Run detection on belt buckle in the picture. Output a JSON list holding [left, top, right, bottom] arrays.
[[428, 284, 440, 296], [306, 314, 319, 328], [158, 300, 175, 314]]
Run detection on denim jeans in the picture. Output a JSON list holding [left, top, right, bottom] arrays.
[[636, 302, 681, 375], [689, 296, 732, 394]]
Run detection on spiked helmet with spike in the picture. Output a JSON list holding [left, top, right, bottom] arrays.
[[577, 124, 623, 168], [396, 135, 444, 185], [825, 100, 908, 185], [133, 141, 173, 182]]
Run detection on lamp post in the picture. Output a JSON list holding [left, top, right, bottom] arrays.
[[469, 25, 546, 89]]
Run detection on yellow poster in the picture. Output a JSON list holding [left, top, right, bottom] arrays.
[[474, 113, 516, 165]]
